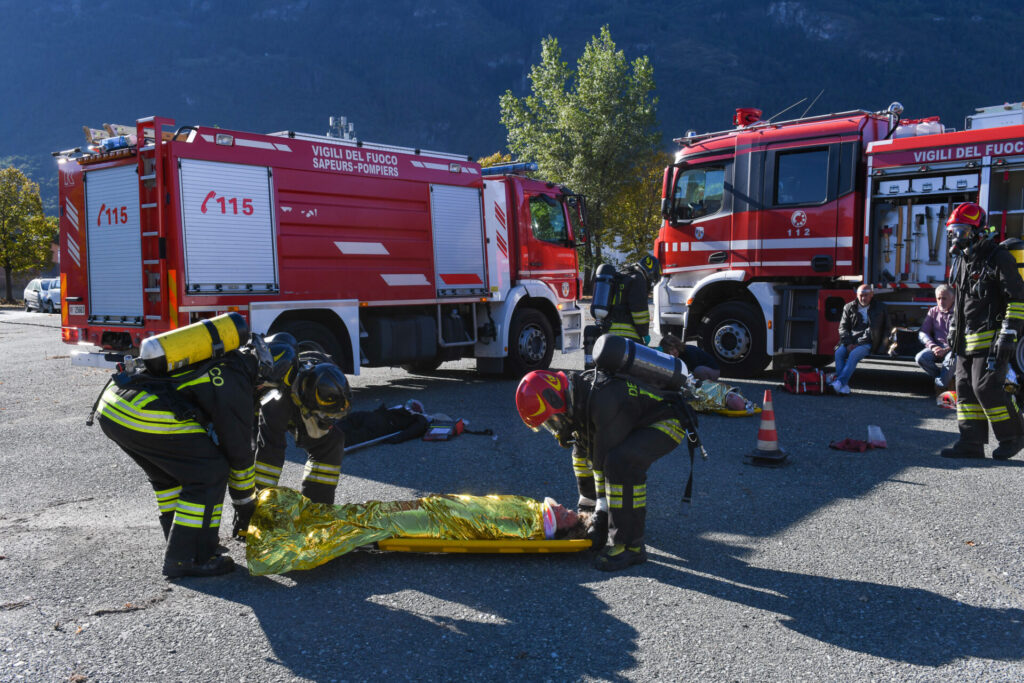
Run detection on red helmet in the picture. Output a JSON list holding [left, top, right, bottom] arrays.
[[946, 202, 988, 252], [515, 370, 570, 431]]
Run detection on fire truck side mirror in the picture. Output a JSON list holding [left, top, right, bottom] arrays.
[[567, 195, 588, 244]]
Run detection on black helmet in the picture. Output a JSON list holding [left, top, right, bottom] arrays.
[[265, 342, 297, 387], [634, 254, 661, 288], [295, 363, 352, 417], [265, 331, 298, 349]]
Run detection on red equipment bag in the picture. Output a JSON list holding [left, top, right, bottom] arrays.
[[782, 366, 827, 394]]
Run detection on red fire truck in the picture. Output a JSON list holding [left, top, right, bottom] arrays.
[[654, 101, 1024, 376], [56, 117, 584, 375]]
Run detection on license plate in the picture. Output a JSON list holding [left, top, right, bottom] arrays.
[[69, 304, 85, 316]]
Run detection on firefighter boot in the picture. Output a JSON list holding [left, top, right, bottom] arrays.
[[992, 436, 1024, 461], [163, 525, 235, 579], [940, 441, 986, 459], [593, 544, 646, 572]]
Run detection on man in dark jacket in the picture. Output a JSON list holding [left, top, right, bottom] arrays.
[[515, 368, 692, 571], [942, 202, 1024, 459], [831, 285, 884, 394]]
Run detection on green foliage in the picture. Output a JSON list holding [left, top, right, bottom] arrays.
[[478, 151, 512, 167], [0, 166, 56, 300], [499, 25, 659, 278], [611, 151, 673, 263]]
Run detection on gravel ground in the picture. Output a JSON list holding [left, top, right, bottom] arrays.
[[1, 308, 1022, 682]]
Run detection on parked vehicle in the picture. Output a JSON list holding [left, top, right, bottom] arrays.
[[57, 117, 585, 375], [42, 277, 61, 313], [23, 278, 51, 312], [654, 100, 1024, 376]]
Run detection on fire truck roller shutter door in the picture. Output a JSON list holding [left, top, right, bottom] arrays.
[[699, 301, 769, 378]]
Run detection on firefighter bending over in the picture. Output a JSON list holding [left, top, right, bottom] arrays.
[[93, 314, 271, 578], [515, 367, 691, 571], [254, 337, 352, 504], [942, 202, 1024, 459]]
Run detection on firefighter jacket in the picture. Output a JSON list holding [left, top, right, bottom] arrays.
[[604, 269, 650, 341], [837, 299, 883, 348], [95, 352, 259, 502], [950, 241, 1024, 356], [562, 371, 681, 498]]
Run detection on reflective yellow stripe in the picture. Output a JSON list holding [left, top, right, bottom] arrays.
[[155, 486, 181, 513], [97, 387, 205, 435], [229, 466, 256, 491], [633, 484, 647, 508], [965, 330, 996, 352], [651, 419, 687, 444], [957, 402, 988, 421], [1006, 303, 1024, 320], [303, 462, 340, 486], [176, 375, 212, 390], [631, 311, 650, 324], [608, 323, 641, 340]]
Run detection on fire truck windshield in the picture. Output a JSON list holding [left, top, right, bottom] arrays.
[[672, 165, 725, 221]]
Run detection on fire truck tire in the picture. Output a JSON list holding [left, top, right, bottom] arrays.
[[278, 320, 350, 372], [506, 307, 554, 377], [699, 301, 769, 378]]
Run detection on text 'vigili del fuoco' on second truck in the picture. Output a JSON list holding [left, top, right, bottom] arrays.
[[55, 117, 587, 376], [654, 101, 1024, 377]]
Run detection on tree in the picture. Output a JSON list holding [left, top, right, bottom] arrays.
[[477, 151, 511, 167], [0, 167, 56, 301], [610, 151, 673, 263], [499, 25, 659, 282]]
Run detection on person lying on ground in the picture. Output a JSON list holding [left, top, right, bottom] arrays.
[[245, 487, 589, 575]]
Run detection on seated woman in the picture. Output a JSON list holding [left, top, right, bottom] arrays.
[[246, 487, 588, 575]]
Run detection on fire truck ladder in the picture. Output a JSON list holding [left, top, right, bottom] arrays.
[[135, 117, 177, 328]]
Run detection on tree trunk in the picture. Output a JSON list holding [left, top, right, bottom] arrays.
[[4, 265, 12, 303]]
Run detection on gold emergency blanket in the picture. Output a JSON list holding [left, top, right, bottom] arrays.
[[689, 379, 753, 414], [246, 487, 547, 575]]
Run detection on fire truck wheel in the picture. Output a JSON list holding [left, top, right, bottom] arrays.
[[278, 321, 350, 372], [506, 307, 554, 377], [699, 301, 768, 378]]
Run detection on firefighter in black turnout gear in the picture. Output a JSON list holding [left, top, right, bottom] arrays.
[[91, 315, 270, 578], [943, 202, 1024, 459], [254, 339, 352, 504], [584, 255, 660, 368], [515, 367, 691, 571]]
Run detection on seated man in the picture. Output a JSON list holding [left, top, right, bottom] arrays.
[[658, 333, 721, 380], [246, 487, 588, 575], [831, 285, 883, 394], [916, 284, 955, 391]]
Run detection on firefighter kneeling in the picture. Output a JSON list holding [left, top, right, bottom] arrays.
[[943, 202, 1024, 459], [515, 338, 698, 571], [254, 337, 352, 504], [92, 314, 272, 578]]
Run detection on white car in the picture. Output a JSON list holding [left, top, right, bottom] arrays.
[[41, 277, 61, 313], [23, 277, 60, 313]]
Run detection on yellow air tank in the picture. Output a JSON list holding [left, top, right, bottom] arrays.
[[1004, 237, 1024, 282], [140, 312, 249, 374]]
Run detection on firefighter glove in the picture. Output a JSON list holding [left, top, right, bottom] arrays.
[[586, 509, 609, 550], [231, 501, 256, 541], [995, 330, 1018, 364]]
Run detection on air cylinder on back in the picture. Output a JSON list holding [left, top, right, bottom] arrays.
[[593, 334, 689, 390], [590, 264, 617, 321], [140, 312, 249, 375]]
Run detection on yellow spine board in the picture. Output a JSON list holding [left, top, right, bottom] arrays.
[[376, 538, 592, 554], [140, 312, 248, 374]]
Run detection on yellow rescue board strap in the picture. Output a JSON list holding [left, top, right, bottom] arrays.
[[376, 538, 592, 554]]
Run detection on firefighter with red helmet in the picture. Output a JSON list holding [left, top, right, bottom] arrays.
[[515, 367, 688, 571], [943, 202, 1024, 459], [254, 341, 352, 504]]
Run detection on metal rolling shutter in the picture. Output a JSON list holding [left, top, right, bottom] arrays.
[[84, 165, 144, 322], [178, 159, 278, 294], [430, 184, 487, 296]]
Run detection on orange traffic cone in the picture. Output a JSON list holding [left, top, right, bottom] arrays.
[[745, 389, 788, 467]]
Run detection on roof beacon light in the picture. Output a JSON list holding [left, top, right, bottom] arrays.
[[734, 108, 762, 127]]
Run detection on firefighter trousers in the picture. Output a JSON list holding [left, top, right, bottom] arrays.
[[99, 416, 229, 564], [255, 397, 345, 504], [603, 423, 681, 547], [955, 355, 1024, 444]]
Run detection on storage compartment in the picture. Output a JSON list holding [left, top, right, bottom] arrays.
[[878, 178, 910, 195], [945, 174, 978, 192], [362, 315, 437, 365], [911, 177, 944, 193]]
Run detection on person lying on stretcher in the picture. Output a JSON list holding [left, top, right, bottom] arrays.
[[658, 333, 756, 414], [245, 487, 591, 575]]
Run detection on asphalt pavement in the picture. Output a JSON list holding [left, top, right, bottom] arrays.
[[1, 308, 1023, 682]]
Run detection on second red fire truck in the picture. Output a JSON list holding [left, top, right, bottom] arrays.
[[57, 117, 585, 375], [655, 101, 1024, 376]]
